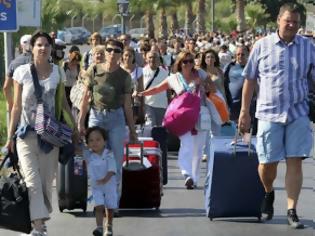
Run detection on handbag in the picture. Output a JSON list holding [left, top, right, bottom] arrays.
[[208, 92, 230, 123], [0, 152, 32, 234], [30, 64, 73, 147], [206, 98, 223, 126], [162, 73, 201, 136], [70, 79, 85, 109]]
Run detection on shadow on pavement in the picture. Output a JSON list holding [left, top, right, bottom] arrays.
[[260, 217, 315, 229], [117, 208, 206, 218]]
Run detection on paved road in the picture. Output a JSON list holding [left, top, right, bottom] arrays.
[[1, 150, 314, 236]]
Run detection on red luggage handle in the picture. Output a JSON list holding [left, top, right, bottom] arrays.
[[125, 142, 144, 167]]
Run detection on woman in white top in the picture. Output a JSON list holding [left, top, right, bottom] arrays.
[[138, 51, 210, 189], [120, 46, 144, 124], [4, 31, 78, 236]]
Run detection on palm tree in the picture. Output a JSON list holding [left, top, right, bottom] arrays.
[[159, 7, 168, 39], [196, 0, 206, 34], [235, 0, 246, 32], [132, 0, 155, 38], [170, 9, 179, 36], [184, 1, 194, 35], [245, 2, 270, 33]]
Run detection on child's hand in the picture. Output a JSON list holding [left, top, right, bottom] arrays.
[[96, 172, 115, 185]]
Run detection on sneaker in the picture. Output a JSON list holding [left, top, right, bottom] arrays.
[[185, 177, 194, 190], [21, 229, 47, 236], [287, 209, 304, 229], [104, 224, 113, 236], [93, 227, 103, 236], [261, 190, 274, 220]]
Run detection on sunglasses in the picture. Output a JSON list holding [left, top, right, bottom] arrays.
[[106, 48, 122, 53], [182, 59, 194, 65]]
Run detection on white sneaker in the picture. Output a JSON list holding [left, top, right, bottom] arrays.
[[21, 229, 47, 236]]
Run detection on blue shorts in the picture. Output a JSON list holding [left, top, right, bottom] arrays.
[[256, 116, 312, 164]]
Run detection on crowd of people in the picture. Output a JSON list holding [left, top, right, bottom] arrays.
[[1, 2, 315, 236]]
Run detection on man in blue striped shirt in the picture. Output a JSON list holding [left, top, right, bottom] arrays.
[[238, 3, 315, 229]]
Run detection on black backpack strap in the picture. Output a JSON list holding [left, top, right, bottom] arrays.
[[83, 51, 90, 70], [63, 61, 69, 72], [145, 67, 160, 90], [30, 63, 43, 103]]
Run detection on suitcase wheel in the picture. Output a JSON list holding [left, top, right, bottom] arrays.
[[59, 206, 64, 213], [82, 203, 87, 213]]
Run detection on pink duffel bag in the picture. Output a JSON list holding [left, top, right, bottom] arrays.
[[162, 92, 201, 137]]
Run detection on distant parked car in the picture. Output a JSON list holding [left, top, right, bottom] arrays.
[[99, 24, 122, 40], [59, 27, 90, 45], [72, 26, 91, 43], [128, 28, 147, 39]]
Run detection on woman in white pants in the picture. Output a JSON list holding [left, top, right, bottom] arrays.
[[138, 50, 210, 189]]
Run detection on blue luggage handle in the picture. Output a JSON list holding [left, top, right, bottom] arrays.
[[232, 129, 254, 157]]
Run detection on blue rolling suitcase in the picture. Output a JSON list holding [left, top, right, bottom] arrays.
[[205, 136, 265, 221]]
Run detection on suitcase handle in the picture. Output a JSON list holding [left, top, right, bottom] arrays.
[[232, 129, 253, 157], [125, 142, 144, 166]]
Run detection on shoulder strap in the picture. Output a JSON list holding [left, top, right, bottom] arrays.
[[89, 64, 97, 106], [63, 62, 69, 72], [30, 63, 43, 102], [84, 51, 90, 69], [145, 67, 160, 90], [177, 72, 190, 92]]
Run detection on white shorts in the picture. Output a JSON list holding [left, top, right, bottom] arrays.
[[92, 184, 118, 209]]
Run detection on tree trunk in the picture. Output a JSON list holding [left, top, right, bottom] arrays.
[[170, 12, 179, 36], [236, 0, 246, 32], [160, 8, 168, 39], [185, 2, 194, 35], [146, 10, 155, 39], [196, 0, 206, 34]]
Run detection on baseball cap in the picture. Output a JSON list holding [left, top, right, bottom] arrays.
[[20, 34, 32, 45]]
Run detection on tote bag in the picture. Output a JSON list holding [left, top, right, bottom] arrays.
[[208, 92, 230, 123], [162, 73, 200, 136], [0, 152, 32, 234]]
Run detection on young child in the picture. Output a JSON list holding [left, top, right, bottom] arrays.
[[84, 126, 117, 236]]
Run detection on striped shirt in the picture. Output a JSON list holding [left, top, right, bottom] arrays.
[[243, 32, 315, 123]]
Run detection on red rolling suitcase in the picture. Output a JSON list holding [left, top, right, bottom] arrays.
[[119, 140, 162, 209]]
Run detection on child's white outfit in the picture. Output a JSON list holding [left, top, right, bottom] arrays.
[[83, 148, 118, 209]]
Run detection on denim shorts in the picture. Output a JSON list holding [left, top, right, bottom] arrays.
[[256, 116, 312, 164]]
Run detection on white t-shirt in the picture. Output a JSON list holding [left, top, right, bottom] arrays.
[[83, 148, 117, 188], [142, 65, 169, 108], [13, 63, 66, 128], [167, 69, 208, 95]]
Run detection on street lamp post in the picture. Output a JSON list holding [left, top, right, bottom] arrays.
[[117, 0, 129, 34]]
